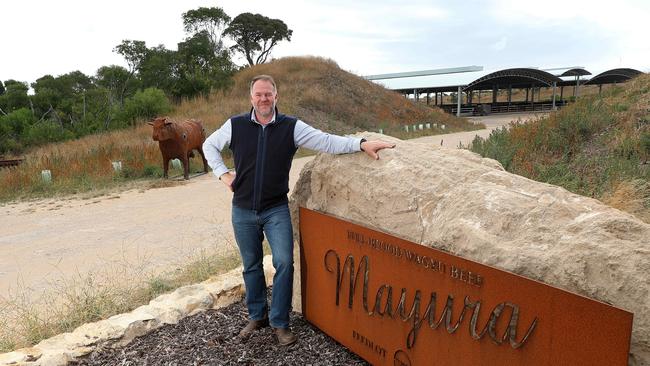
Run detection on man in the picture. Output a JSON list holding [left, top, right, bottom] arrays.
[[202, 75, 394, 346]]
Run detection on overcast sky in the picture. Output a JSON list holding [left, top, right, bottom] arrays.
[[2, 0, 649, 87]]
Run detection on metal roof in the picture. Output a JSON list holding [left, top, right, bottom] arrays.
[[584, 68, 642, 85], [463, 68, 562, 91], [379, 69, 490, 93], [559, 68, 592, 77], [376, 66, 642, 94], [364, 66, 483, 80], [542, 66, 592, 77]]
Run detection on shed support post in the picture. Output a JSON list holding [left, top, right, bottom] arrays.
[[457, 86, 462, 117], [530, 85, 535, 105], [508, 85, 512, 110], [552, 82, 557, 110]]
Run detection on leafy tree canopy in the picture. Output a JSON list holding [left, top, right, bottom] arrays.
[[138, 46, 178, 93], [182, 7, 231, 54], [113, 40, 148, 74], [175, 32, 235, 98], [96, 65, 132, 91], [224, 13, 292, 66], [0, 80, 30, 113]]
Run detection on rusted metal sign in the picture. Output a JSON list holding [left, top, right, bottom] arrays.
[[299, 208, 633, 366]]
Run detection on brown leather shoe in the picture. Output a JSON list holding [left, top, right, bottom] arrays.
[[238, 318, 269, 339], [274, 327, 297, 346]]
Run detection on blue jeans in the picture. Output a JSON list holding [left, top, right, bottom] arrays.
[[231, 203, 294, 328]]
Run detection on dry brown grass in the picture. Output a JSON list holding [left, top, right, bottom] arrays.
[[180, 56, 470, 135], [602, 179, 650, 223]]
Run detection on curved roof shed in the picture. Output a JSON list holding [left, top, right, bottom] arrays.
[[463, 68, 562, 91], [584, 68, 642, 85]]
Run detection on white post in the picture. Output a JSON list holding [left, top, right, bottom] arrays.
[[111, 161, 122, 173], [41, 170, 52, 183]]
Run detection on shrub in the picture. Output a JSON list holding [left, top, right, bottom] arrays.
[[119, 88, 172, 126], [469, 126, 519, 170], [0, 108, 35, 137], [142, 164, 163, 178], [24, 122, 75, 147]]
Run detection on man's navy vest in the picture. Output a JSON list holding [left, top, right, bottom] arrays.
[[229, 109, 298, 211]]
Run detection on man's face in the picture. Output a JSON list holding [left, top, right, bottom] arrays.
[[250, 80, 277, 120]]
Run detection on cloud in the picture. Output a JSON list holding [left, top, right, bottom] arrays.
[[492, 37, 507, 51]]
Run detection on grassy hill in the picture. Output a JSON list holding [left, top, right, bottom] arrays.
[[0, 56, 477, 202], [175, 56, 471, 135], [470, 73, 650, 223]]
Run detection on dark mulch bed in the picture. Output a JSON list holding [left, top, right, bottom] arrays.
[[73, 289, 368, 365]]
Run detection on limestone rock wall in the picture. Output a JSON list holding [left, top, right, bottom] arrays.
[[290, 133, 650, 365]]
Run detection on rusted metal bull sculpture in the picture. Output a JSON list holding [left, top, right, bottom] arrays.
[[148, 117, 208, 180]]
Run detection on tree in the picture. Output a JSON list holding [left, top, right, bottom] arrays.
[[175, 32, 235, 98], [119, 88, 171, 126], [182, 7, 231, 55], [138, 46, 178, 93], [31, 71, 94, 126], [0, 80, 5, 96], [0, 80, 30, 114], [0, 108, 35, 153], [96, 65, 140, 102], [113, 40, 148, 105], [95, 66, 144, 130], [224, 13, 292, 66], [113, 40, 148, 75]]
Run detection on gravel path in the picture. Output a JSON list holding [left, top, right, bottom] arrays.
[[73, 289, 367, 366]]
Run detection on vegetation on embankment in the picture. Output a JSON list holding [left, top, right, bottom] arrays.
[[470, 73, 650, 223], [0, 56, 478, 203]]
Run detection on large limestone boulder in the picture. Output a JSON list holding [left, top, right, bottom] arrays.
[[290, 133, 650, 365]]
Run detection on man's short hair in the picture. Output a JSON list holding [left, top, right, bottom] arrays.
[[250, 75, 277, 95]]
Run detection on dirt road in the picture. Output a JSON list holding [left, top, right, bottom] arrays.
[[412, 112, 547, 147], [0, 112, 543, 301]]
